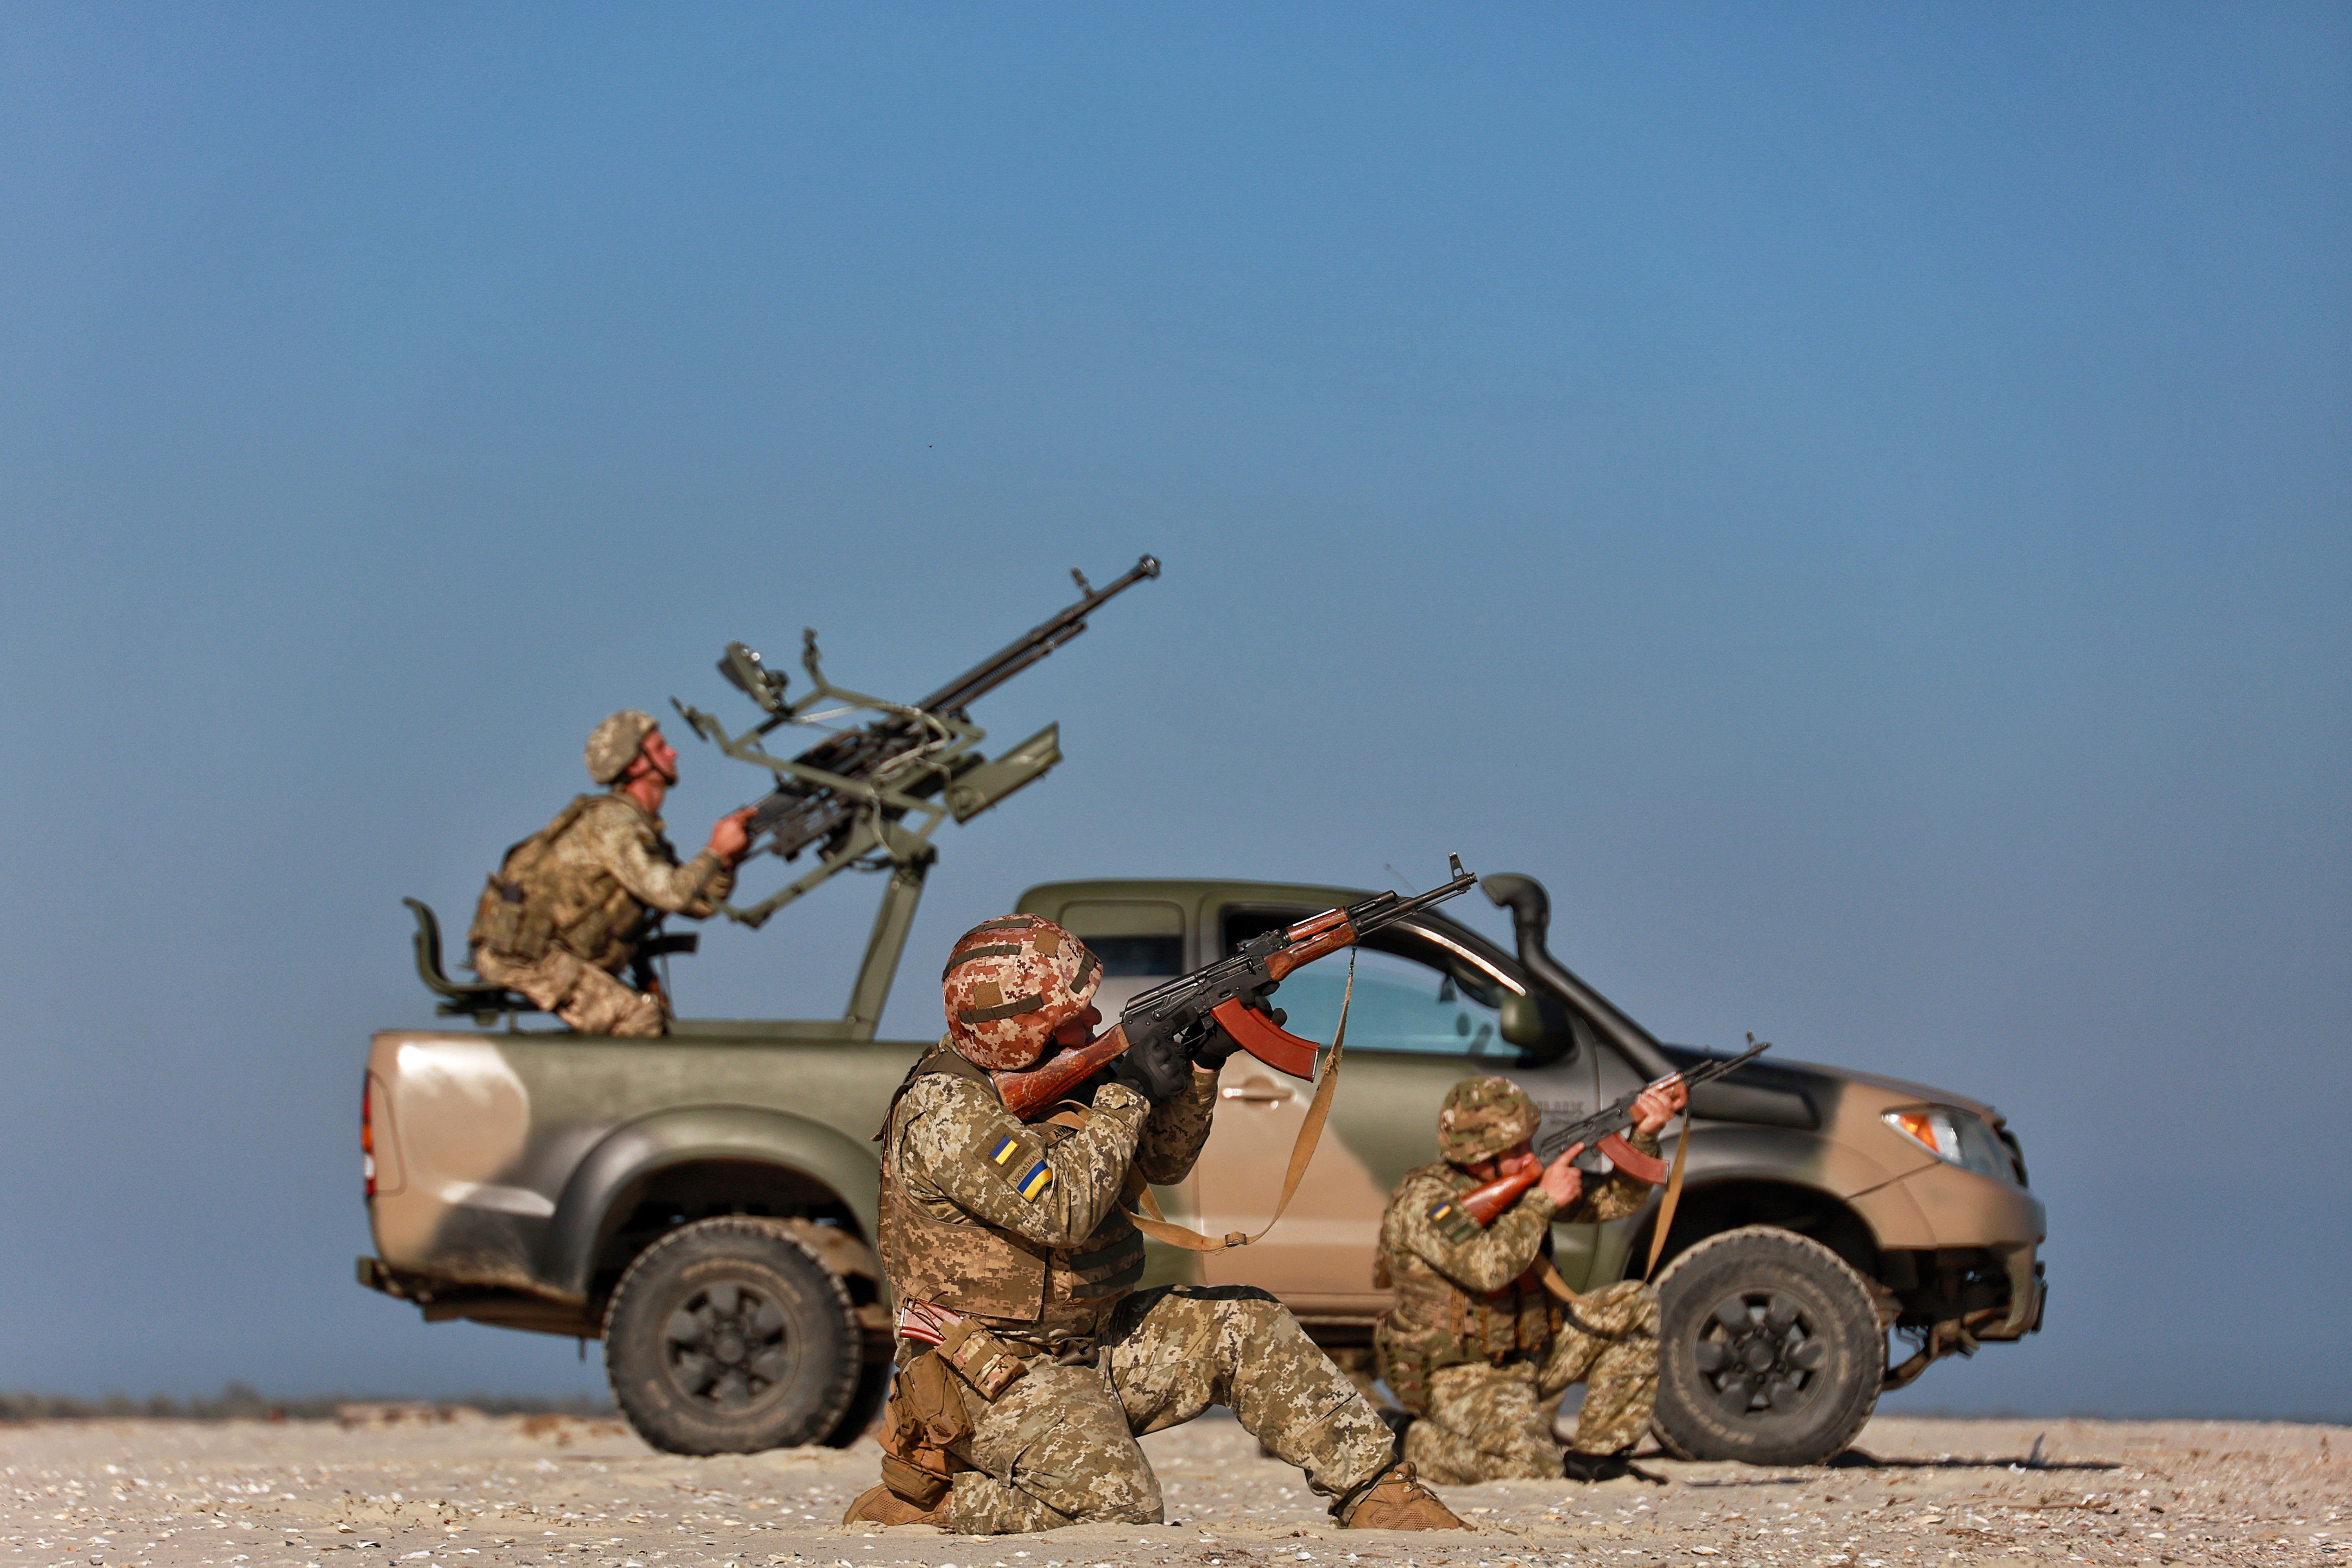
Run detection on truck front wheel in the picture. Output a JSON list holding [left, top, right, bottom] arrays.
[[603, 1217, 863, 1454], [1650, 1225, 1882, 1466]]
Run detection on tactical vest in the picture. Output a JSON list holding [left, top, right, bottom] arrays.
[[468, 793, 650, 972], [1372, 1161, 1561, 1415], [875, 1047, 1147, 1339]]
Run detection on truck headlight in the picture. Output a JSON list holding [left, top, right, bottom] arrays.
[[1883, 1106, 2016, 1181]]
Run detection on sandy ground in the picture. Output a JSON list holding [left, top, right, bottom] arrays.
[[0, 1410, 2340, 1568]]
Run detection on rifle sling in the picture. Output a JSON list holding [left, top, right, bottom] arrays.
[[1122, 958, 1355, 1253], [1643, 1104, 1692, 1281], [1530, 1101, 1693, 1307]]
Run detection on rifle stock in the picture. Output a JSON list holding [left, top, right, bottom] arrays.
[[1457, 1167, 1541, 1226], [993, 1025, 1134, 1119]]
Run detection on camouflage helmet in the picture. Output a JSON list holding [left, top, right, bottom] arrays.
[[941, 914, 1104, 1071], [585, 710, 660, 784], [1437, 1075, 1540, 1165]]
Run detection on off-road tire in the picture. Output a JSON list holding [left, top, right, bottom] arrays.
[[1650, 1225, 1882, 1466], [603, 1217, 862, 1455]]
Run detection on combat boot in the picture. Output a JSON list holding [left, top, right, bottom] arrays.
[[1562, 1448, 1667, 1485], [1336, 1461, 1467, 1530], [841, 1483, 950, 1528]]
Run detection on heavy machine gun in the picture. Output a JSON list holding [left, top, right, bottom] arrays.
[[408, 554, 1159, 1039], [706, 555, 1160, 879], [661, 555, 1158, 1036]]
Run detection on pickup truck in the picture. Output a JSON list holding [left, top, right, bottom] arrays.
[[360, 873, 2045, 1467]]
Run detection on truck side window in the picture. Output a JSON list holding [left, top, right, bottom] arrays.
[[1087, 935, 1183, 976]]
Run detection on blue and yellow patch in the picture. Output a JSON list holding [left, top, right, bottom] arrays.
[[1429, 1198, 1479, 1244], [977, 1130, 1053, 1202]]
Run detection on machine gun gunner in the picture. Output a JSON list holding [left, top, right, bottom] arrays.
[[466, 711, 755, 1038]]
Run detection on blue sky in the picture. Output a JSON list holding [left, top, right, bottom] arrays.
[[2, 4, 2345, 1420]]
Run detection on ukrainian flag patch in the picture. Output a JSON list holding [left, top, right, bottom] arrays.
[[1429, 1198, 1478, 1243], [1016, 1160, 1054, 1201], [987, 1134, 1022, 1169]]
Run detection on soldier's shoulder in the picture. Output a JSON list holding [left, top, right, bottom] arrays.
[[576, 791, 648, 826], [898, 1065, 1001, 1124], [1386, 1163, 1459, 1212], [1393, 1161, 1460, 1195]]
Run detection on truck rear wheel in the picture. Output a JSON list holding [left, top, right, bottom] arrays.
[[603, 1217, 862, 1454], [1650, 1225, 1882, 1466]]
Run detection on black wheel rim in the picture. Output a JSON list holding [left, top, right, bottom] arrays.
[[660, 1279, 792, 1413], [1689, 1288, 1830, 1418]]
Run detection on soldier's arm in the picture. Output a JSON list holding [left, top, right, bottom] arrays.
[[897, 1075, 1148, 1249], [588, 802, 732, 915], [1559, 1130, 1662, 1226], [1134, 1066, 1218, 1185], [1394, 1172, 1558, 1293]]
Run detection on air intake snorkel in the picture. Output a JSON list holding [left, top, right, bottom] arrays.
[[1481, 873, 1817, 1131], [1480, 873, 1680, 1082]]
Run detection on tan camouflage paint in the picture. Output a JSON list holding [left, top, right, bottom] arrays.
[[944, 1284, 1397, 1534], [472, 946, 664, 1037], [1401, 1279, 1661, 1480], [939, 915, 1105, 1070]]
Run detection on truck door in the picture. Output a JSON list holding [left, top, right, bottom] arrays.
[[1189, 910, 1597, 1318]]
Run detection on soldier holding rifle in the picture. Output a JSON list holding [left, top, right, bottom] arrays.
[[845, 911, 1467, 1534], [1375, 1072, 1688, 1485]]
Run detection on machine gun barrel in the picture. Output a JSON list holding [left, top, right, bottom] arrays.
[[914, 554, 1161, 718]]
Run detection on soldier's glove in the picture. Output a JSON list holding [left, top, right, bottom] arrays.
[[1107, 1027, 1191, 1105], [1191, 1019, 1242, 1071]]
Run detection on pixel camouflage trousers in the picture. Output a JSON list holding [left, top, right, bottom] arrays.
[[473, 947, 664, 1037], [1402, 1279, 1660, 1483], [946, 1285, 1397, 1534]]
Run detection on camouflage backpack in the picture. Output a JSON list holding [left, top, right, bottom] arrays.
[[467, 794, 599, 963]]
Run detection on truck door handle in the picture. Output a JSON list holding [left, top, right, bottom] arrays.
[[1220, 1078, 1292, 1105]]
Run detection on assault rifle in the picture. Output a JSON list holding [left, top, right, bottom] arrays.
[[673, 555, 1160, 930], [996, 855, 1480, 1119], [1454, 1034, 1773, 1225]]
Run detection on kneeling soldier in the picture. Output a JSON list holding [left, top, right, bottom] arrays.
[[846, 915, 1463, 1534], [1374, 1074, 1686, 1485]]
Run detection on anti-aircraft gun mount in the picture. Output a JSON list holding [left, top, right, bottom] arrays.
[[405, 554, 1159, 1037]]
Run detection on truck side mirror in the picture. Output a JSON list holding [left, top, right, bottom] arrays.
[[1499, 991, 1575, 1060]]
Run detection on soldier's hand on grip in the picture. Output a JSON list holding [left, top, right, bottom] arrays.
[[1540, 1143, 1587, 1207], [1195, 986, 1283, 1072], [1108, 1027, 1191, 1105]]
